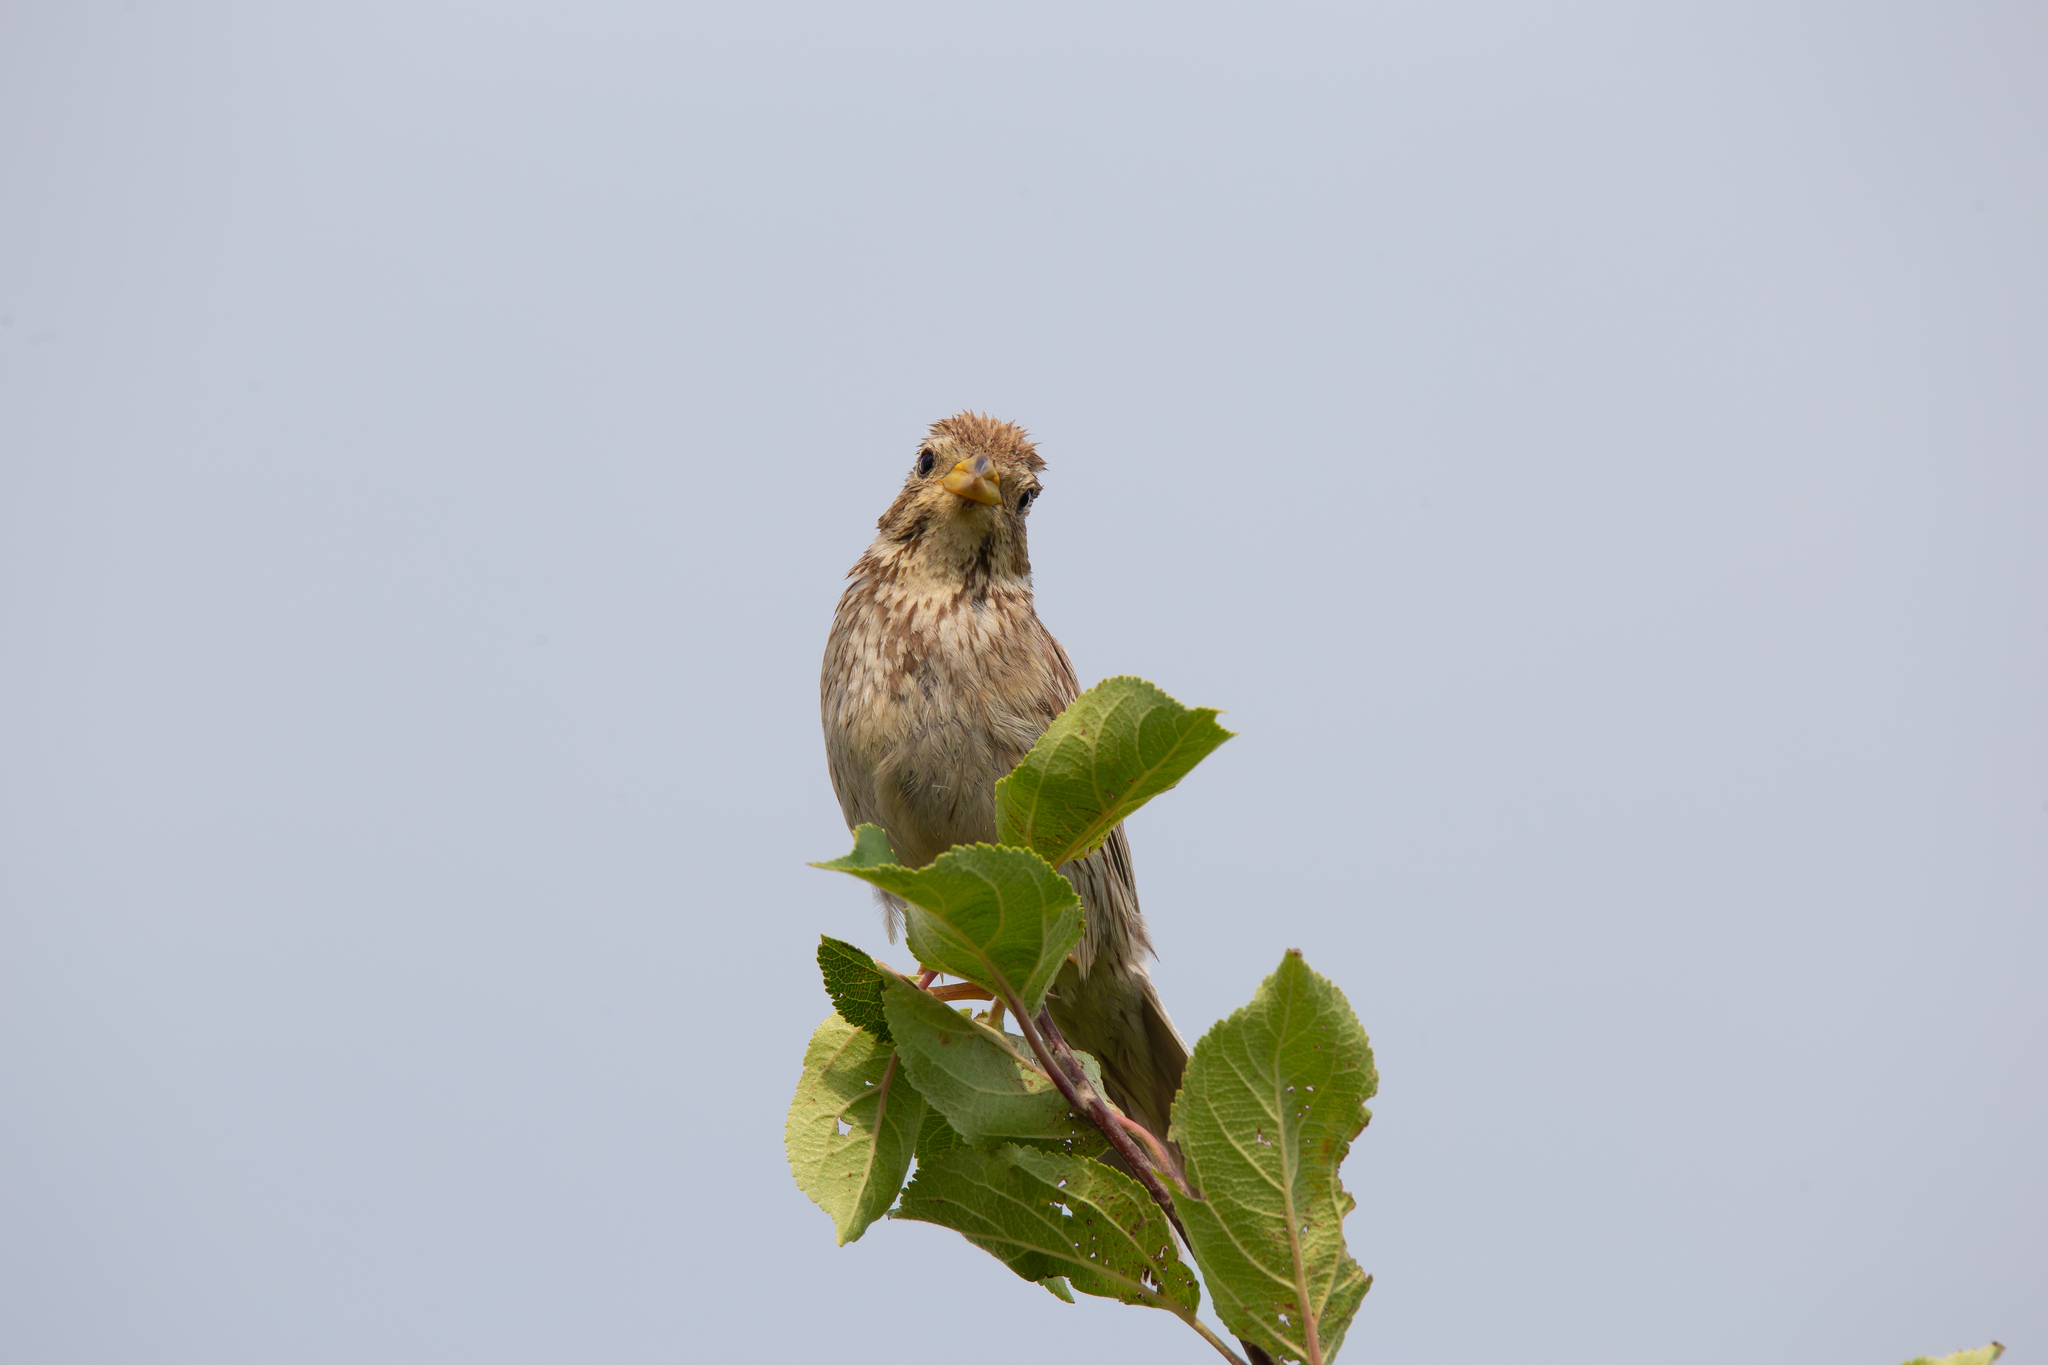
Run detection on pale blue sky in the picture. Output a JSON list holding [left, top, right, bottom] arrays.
[[3, 4, 2043, 1362]]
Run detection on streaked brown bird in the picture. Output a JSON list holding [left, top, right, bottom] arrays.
[[820, 411, 1188, 1151]]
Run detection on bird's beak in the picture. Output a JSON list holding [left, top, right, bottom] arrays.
[[941, 454, 1002, 506]]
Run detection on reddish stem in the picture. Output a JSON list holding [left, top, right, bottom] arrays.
[[1010, 1001, 1191, 1251], [1111, 1111, 1180, 1188]]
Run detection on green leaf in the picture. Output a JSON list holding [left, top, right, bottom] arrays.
[[914, 1104, 967, 1162], [1902, 1347, 2005, 1365], [814, 833, 1082, 1015], [994, 676, 1234, 866], [893, 1143, 1200, 1314], [816, 821, 898, 871], [1173, 951, 1377, 1364], [817, 935, 892, 1043], [882, 976, 1106, 1154], [784, 1014, 926, 1246]]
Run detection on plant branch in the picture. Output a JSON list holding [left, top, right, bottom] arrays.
[[1026, 1014, 1281, 1365], [1033, 1007, 1187, 1187], [1111, 1110, 1180, 1188], [892, 969, 1262, 1362], [1010, 1001, 1191, 1250]]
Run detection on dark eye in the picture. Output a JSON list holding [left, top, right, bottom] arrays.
[[1017, 487, 1038, 511], [916, 449, 936, 477]]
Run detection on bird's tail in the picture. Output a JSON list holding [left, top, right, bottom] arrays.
[[1046, 959, 1189, 1162]]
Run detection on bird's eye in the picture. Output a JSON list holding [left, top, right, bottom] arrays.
[[1017, 487, 1038, 511], [916, 449, 936, 477]]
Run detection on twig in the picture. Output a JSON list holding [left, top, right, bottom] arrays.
[[1033, 1009, 1186, 1183], [1009, 1000, 1192, 1250], [898, 971, 1268, 1365], [1029, 1010, 1277, 1365], [1111, 1110, 1180, 1188]]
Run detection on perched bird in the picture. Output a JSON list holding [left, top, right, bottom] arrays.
[[820, 411, 1188, 1151]]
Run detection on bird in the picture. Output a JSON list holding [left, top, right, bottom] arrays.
[[820, 411, 1189, 1153]]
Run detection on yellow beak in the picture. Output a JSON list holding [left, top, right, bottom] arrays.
[[941, 454, 1002, 506]]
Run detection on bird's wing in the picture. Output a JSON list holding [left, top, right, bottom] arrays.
[[1036, 618, 1082, 708], [1063, 825, 1150, 975]]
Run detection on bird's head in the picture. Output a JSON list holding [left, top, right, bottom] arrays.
[[870, 412, 1047, 590]]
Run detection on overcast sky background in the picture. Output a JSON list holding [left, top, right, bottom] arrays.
[[2, 4, 2043, 1362]]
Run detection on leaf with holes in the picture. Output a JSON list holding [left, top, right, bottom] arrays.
[[994, 676, 1234, 866], [1173, 951, 1376, 1363], [882, 976, 1106, 1154], [784, 1013, 925, 1246], [814, 831, 1081, 1014], [893, 1142, 1200, 1315]]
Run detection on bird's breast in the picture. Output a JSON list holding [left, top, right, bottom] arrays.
[[822, 574, 1056, 866]]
